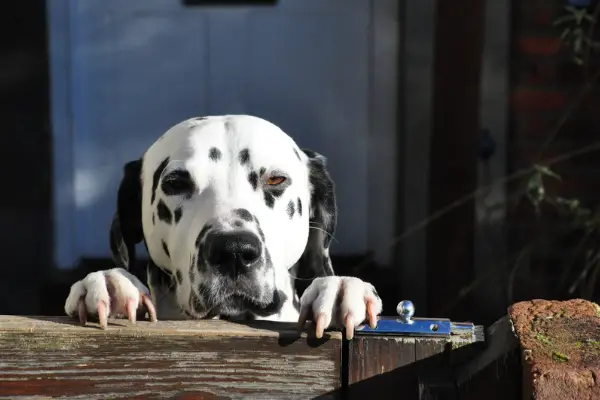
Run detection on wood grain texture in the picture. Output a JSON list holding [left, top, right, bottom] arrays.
[[0, 316, 342, 399], [346, 326, 485, 399]]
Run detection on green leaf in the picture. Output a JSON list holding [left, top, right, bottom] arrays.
[[553, 14, 576, 26], [564, 5, 579, 14], [534, 165, 562, 180], [575, 9, 587, 25], [560, 28, 572, 40], [556, 197, 580, 211], [526, 172, 546, 208]]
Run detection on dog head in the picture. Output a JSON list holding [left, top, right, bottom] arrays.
[[109, 115, 337, 318]]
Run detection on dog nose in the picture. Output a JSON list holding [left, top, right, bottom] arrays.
[[204, 231, 262, 271]]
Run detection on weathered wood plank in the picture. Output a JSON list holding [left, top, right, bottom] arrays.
[[0, 316, 342, 399], [346, 325, 485, 400], [455, 317, 521, 400], [347, 336, 420, 399]]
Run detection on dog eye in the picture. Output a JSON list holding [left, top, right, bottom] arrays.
[[266, 176, 286, 186], [162, 171, 195, 195]]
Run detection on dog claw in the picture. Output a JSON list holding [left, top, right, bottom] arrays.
[[97, 301, 108, 330], [126, 299, 137, 324], [315, 313, 327, 339], [141, 294, 157, 323], [344, 314, 355, 340], [367, 300, 378, 329], [77, 298, 87, 326]]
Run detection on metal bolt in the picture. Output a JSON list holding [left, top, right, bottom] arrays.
[[396, 300, 415, 324]]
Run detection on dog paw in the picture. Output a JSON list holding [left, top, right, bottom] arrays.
[[298, 276, 382, 340], [64, 268, 157, 329]]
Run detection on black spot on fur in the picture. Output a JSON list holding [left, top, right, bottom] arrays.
[[174, 207, 183, 223], [239, 148, 250, 165], [257, 225, 265, 242], [293, 149, 337, 298], [262, 187, 285, 209], [147, 260, 175, 293], [189, 257, 196, 283], [189, 290, 201, 313], [372, 287, 380, 299], [297, 197, 303, 216], [175, 270, 183, 285], [194, 116, 207, 121], [234, 220, 243, 227], [271, 188, 285, 198], [264, 192, 275, 208], [248, 171, 258, 190], [152, 213, 156, 225], [305, 150, 337, 249], [196, 224, 212, 247], [157, 200, 173, 224], [151, 157, 170, 204], [162, 240, 171, 258], [234, 208, 253, 222], [259, 167, 266, 176], [161, 170, 195, 198], [287, 200, 295, 219], [265, 248, 272, 266], [293, 148, 301, 161], [253, 216, 265, 241], [209, 147, 222, 161], [322, 255, 332, 271]]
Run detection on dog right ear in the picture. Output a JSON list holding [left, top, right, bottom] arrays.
[[109, 159, 144, 271]]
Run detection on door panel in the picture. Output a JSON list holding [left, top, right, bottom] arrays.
[[48, 0, 397, 268]]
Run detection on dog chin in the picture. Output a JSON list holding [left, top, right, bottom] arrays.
[[211, 289, 283, 318]]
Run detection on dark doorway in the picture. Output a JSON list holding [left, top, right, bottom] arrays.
[[0, 0, 52, 314]]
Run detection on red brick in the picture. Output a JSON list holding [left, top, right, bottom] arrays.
[[532, 6, 557, 26], [509, 300, 600, 400], [511, 113, 558, 138], [516, 36, 561, 56], [513, 3, 562, 30], [513, 60, 586, 89], [513, 61, 557, 86], [511, 89, 567, 111]]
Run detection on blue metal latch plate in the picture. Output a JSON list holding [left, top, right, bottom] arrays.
[[354, 300, 475, 338], [356, 317, 452, 337]]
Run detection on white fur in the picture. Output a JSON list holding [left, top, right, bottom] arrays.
[[64, 115, 381, 333], [299, 276, 382, 329], [65, 268, 149, 318]]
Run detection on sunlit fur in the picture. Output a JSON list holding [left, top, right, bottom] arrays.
[[141, 115, 310, 319], [65, 115, 382, 332]]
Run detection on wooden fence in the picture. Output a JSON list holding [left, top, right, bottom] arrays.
[[0, 315, 491, 399]]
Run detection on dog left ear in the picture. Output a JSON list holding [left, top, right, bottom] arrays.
[[109, 159, 144, 272], [295, 149, 337, 295]]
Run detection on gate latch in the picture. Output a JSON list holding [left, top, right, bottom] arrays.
[[355, 300, 475, 338]]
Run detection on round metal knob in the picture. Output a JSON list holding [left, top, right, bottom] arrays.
[[396, 300, 415, 324]]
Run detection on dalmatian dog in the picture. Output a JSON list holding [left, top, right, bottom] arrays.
[[64, 115, 382, 339]]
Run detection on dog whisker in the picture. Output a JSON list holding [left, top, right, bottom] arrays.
[[286, 272, 316, 281], [309, 225, 338, 244]]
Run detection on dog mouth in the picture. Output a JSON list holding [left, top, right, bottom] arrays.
[[201, 288, 283, 318]]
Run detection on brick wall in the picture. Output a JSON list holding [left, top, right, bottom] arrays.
[[509, 0, 600, 301]]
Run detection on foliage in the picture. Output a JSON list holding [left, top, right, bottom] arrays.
[[508, 0, 600, 302], [554, 4, 600, 65]]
